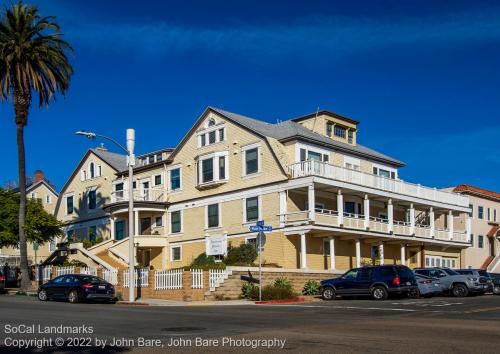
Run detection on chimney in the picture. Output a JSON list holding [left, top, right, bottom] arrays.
[[96, 143, 107, 151], [34, 170, 44, 181]]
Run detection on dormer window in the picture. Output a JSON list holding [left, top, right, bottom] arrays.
[[334, 125, 346, 139], [198, 120, 226, 148], [326, 122, 333, 137], [348, 130, 353, 144]]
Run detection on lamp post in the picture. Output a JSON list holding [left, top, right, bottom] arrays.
[[76, 129, 136, 302]]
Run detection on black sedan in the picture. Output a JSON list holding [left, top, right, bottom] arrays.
[[38, 274, 115, 303]]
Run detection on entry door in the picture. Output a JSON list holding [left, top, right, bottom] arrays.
[[140, 217, 151, 235]]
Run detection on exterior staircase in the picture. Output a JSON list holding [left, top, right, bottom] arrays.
[[96, 250, 128, 270], [487, 254, 500, 272]]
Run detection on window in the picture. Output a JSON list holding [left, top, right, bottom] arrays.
[[200, 134, 206, 147], [245, 197, 259, 222], [202, 158, 214, 183], [348, 130, 353, 144], [208, 118, 216, 126], [45, 195, 51, 204], [198, 121, 226, 147], [49, 241, 57, 252], [170, 246, 181, 261], [115, 220, 125, 240], [170, 211, 181, 233], [219, 128, 225, 142], [198, 153, 228, 185], [170, 168, 181, 190], [89, 162, 95, 179], [81, 170, 87, 181], [208, 130, 216, 144], [98, 165, 102, 177], [66, 195, 74, 215], [207, 204, 220, 228], [334, 125, 346, 138], [219, 156, 226, 180], [156, 153, 162, 162], [470, 234, 474, 247], [300, 148, 307, 161], [154, 174, 162, 186], [30, 192, 37, 199], [344, 201, 356, 215], [469, 204, 474, 218], [323, 240, 330, 256], [373, 166, 395, 179], [155, 216, 163, 227], [495, 209, 497, 222], [478, 235, 484, 248], [487, 208, 491, 221], [88, 190, 96, 210], [88, 226, 97, 242], [326, 122, 333, 137], [246, 237, 257, 250], [478, 206, 484, 219], [66, 230, 74, 243], [245, 147, 259, 175]]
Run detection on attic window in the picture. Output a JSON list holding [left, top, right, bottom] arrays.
[[326, 122, 333, 137], [208, 118, 216, 127], [334, 125, 346, 139], [348, 130, 353, 144]]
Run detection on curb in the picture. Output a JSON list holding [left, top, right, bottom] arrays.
[[255, 298, 305, 305], [117, 301, 150, 306]]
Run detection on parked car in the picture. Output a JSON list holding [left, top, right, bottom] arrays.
[[413, 268, 488, 297], [489, 273, 500, 295], [38, 274, 115, 303], [0, 270, 5, 293], [415, 273, 442, 297], [320, 265, 418, 301], [455, 269, 493, 292]]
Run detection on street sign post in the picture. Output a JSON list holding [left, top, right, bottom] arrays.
[[249, 221, 273, 301]]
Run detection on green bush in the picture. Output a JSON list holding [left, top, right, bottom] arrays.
[[61, 259, 87, 267], [190, 253, 217, 268], [250, 284, 298, 301], [302, 280, 320, 295], [274, 277, 292, 289], [224, 243, 258, 266], [241, 282, 257, 299], [82, 236, 104, 249]]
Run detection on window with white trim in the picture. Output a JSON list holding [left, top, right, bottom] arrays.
[[243, 144, 260, 176], [169, 167, 181, 191], [197, 119, 226, 147], [87, 188, 97, 210], [66, 194, 74, 215], [89, 162, 95, 179], [207, 203, 220, 228], [334, 125, 346, 138], [245, 196, 259, 222], [170, 211, 182, 234], [154, 174, 162, 186], [170, 246, 182, 261], [197, 152, 228, 185], [46, 195, 52, 204]]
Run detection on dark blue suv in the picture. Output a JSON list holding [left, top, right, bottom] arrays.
[[320, 265, 418, 300]]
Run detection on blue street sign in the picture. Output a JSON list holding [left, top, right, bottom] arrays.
[[257, 220, 265, 227], [249, 225, 273, 233]]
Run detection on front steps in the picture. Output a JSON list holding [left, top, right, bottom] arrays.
[[95, 250, 128, 270]]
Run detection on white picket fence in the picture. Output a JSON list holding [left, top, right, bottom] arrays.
[[35, 266, 52, 281], [102, 269, 118, 285], [56, 266, 75, 276], [155, 269, 183, 290], [209, 269, 227, 288], [191, 269, 203, 289], [79, 267, 97, 276], [123, 269, 149, 288]]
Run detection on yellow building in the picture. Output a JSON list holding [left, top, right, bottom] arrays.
[[0, 171, 59, 265], [56, 107, 472, 273]]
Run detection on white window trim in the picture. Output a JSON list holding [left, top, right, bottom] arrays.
[[46, 195, 52, 204], [170, 245, 182, 262], [86, 186, 98, 211], [197, 121, 226, 148], [168, 210, 183, 235], [88, 160, 95, 180], [241, 142, 262, 177], [197, 151, 229, 185], [167, 164, 182, 192], [372, 162, 398, 179], [343, 155, 361, 170], [152, 173, 164, 187], [65, 193, 74, 215], [30, 192, 38, 199], [242, 195, 262, 224], [295, 142, 331, 163], [205, 203, 222, 230]]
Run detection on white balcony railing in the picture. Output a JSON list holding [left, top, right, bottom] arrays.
[[288, 160, 469, 207], [111, 188, 166, 203]]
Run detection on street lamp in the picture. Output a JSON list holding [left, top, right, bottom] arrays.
[[76, 129, 136, 302]]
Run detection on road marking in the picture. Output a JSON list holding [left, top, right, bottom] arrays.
[[267, 304, 418, 312]]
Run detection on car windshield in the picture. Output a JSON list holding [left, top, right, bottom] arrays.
[[443, 268, 459, 275]]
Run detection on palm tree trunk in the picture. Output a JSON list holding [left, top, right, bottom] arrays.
[[14, 90, 31, 291]]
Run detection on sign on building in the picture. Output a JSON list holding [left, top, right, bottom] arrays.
[[205, 234, 228, 256]]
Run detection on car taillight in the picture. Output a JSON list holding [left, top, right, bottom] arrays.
[[419, 280, 431, 284], [392, 277, 400, 285], [0, 275, 5, 282], [82, 283, 94, 289]]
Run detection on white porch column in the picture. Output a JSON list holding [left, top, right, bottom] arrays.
[[134, 210, 139, 237], [378, 243, 385, 265], [337, 190, 344, 226], [409, 204, 415, 235], [279, 190, 287, 227], [161, 246, 168, 269], [329, 237, 336, 270], [388, 199, 394, 233], [364, 194, 370, 229], [163, 214, 168, 236], [400, 244, 406, 265], [466, 216, 472, 243], [448, 211, 454, 240], [355, 239, 361, 268], [110, 216, 115, 240], [429, 207, 435, 238], [300, 232, 307, 269], [308, 184, 315, 222]]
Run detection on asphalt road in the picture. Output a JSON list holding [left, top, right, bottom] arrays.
[[1, 294, 500, 353]]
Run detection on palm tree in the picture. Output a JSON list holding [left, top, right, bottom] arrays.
[[0, 2, 73, 290]]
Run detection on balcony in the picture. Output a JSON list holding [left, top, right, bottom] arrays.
[[280, 208, 468, 244], [110, 188, 166, 203], [288, 161, 469, 207]]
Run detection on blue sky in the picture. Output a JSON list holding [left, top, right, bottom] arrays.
[[1, 0, 499, 192]]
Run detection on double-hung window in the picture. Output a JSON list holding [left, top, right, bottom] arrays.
[[154, 174, 162, 186], [478, 206, 484, 219], [326, 122, 333, 137], [88, 189, 97, 210], [171, 246, 181, 261], [202, 158, 214, 183], [207, 204, 220, 228], [198, 121, 226, 147], [170, 211, 181, 233], [334, 125, 346, 138], [197, 152, 228, 185], [245, 197, 259, 222], [170, 168, 181, 190], [478, 235, 484, 248], [66, 195, 74, 215], [245, 147, 259, 175]]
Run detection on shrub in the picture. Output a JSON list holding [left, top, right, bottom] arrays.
[[302, 280, 320, 295], [241, 282, 257, 299], [250, 284, 298, 301], [190, 253, 217, 268], [274, 277, 292, 289], [224, 243, 258, 266], [115, 292, 123, 301], [61, 259, 87, 268]]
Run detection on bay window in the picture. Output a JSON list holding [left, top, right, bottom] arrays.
[[197, 152, 228, 185]]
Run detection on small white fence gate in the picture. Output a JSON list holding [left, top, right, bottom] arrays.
[[79, 267, 97, 276], [155, 269, 183, 290], [56, 266, 75, 277], [191, 269, 203, 289], [123, 269, 149, 288], [102, 269, 118, 285], [209, 269, 227, 289], [35, 266, 52, 281]]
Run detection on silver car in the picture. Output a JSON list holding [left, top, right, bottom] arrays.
[[415, 274, 442, 297], [414, 268, 488, 297]]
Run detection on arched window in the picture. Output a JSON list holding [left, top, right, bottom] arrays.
[[208, 118, 216, 127], [89, 162, 95, 179]]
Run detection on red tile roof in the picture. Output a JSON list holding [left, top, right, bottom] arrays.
[[453, 184, 500, 200]]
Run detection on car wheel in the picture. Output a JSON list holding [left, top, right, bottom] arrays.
[[38, 290, 48, 301], [408, 289, 420, 299], [493, 285, 500, 295], [321, 287, 336, 301], [68, 290, 79, 303], [372, 286, 388, 300], [452, 284, 469, 297]]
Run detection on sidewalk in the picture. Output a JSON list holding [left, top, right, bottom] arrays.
[[120, 298, 255, 306]]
